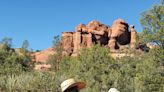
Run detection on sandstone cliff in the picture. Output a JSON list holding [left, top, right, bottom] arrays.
[[62, 18, 137, 56], [31, 47, 55, 63]]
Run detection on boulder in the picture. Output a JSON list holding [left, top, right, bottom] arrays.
[[87, 20, 101, 30], [76, 23, 87, 32], [109, 18, 130, 49]]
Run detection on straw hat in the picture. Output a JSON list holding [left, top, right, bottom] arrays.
[[61, 78, 86, 92], [108, 88, 120, 92]]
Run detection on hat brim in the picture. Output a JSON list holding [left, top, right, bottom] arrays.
[[67, 82, 86, 90]]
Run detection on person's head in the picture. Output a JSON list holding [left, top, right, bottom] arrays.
[[61, 78, 86, 92], [64, 86, 79, 92]]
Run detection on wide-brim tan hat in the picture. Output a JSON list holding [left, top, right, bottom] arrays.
[[61, 78, 86, 92]]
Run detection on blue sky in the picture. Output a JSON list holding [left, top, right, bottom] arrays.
[[0, 0, 160, 50]]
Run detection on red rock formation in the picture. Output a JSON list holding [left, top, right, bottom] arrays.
[[61, 32, 74, 55], [73, 32, 81, 53], [87, 33, 92, 48], [31, 47, 55, 70], [109, 18, 130, 49], [76, 24, 87, 32], [31, 47, 55, 63], [26, 19, 138, 65], [130, 25, 136, 48], [61, 19, 136, 56]]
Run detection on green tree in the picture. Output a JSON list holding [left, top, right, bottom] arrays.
[[57, 45, 115, 92], [21, 40, 30, 56], [48, 35, 62, 72], [0, 37, 12, 50], [56, 45, 164, 92], [0, 38, 31, 75], [21, 40, 29, 51], [139, 1, 164, 47], [53, 35, 60, 47], [162, 0, 164, 5], [134, 48, 164, 92], [21, 40, 32, 69], [0, 49, 29, 75]]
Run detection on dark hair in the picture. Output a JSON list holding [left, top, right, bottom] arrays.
[[64, 86, 79, 92]]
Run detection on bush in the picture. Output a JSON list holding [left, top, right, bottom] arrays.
[[0, 45, 163, 92], [56, 45, 164, 92], [0, 48, 30, 75]]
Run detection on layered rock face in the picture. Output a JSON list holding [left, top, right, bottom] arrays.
[[31, 47, 55, 63], [61, 19, 137, 56], [31, 48, 55, 70], [62, 32, 74, 55]]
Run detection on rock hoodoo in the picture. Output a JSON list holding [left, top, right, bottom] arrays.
[[130, 25, 137, 48], [61, 19, 137, 56]]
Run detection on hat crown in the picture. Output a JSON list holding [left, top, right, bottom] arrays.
[[61, 78, 76, 87], [61, 78, 76, 92]]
